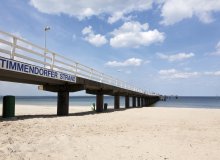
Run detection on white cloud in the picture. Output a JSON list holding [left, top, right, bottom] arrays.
[[82, 26, 107, 47], [107, 12, 134, 24], [160, 0, 220, 25], [30, 0, 153, 23], [30, 0, 220, 25], [211, 41, 220, 56], [82, 26, 92, 35], [204, 71, 220, 76], [159, 69, 199, 79], [159, 68, 220, 79], [108, 12, 125, 24], [144, 60, 151, 64], [106, 58, 143, 67], [110, 21, 165, 48], [157, 52, 194, 62]]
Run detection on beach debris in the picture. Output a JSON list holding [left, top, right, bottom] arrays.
[[8, 137, 14, 144], [7, 147, 15, 153], [91, 103, 95, 111]]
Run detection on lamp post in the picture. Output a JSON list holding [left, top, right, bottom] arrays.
[[44, 26, 50, 67]]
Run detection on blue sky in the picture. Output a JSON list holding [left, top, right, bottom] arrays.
[[0, 0, 220, 96]]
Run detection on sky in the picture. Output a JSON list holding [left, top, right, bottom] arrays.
[[0, 0, 220, 96]]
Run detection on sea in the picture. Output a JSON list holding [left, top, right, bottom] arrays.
[[0, 96, 220, 109]]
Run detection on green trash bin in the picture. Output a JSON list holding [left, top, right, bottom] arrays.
[[104, 103, 108, 110], [2, 95, 15, 118]]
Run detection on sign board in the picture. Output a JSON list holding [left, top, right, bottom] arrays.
[[0, 56, 76, 83]]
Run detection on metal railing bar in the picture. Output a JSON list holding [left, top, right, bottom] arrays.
[[0, 39, 13, 46], [53, 65, 75, 74], [54, 59, 75, 68], [15, 45, 52, 61], [52, 52, 77, 63], [0, 48, 11, 55], [15, 53, 51, 66]]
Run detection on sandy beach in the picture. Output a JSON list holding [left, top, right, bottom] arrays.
[[0, 105, 220, 160]]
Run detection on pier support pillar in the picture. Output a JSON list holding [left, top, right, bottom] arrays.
[[149, 97, 152, 106], [132, 97, 136, 107], [125, 96, 130, 108], [140, 98, 143, 107], [145, 97, 148, 106], [96, 94, 104, 112], [114, 95, 120, 109], [144, 97, 147, 106], [57, 91, 69, 116], [148, 97, 150, 106], [149, 98, 152, 105], [137, 97, 141, 107]]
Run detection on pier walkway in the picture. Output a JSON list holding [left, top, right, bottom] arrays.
[[0, 30, 159, 116]]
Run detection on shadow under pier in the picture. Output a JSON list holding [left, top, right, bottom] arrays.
[[0, 108, 129, 121]]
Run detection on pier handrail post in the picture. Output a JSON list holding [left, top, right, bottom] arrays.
[[10, 37, 17, 59], [44, 48, 47, 68], [75, 63, 78, 77], [51, 53, 55, 69], [90, 68, 93, 79], [100, 73, 103, 82]]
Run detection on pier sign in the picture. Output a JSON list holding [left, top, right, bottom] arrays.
[[0, 57, 76, 83]]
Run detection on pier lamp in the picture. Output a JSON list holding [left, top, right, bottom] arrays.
[[44, 26, 50, 67]]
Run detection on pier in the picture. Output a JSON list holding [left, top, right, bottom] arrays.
[[0, 30, 159, 116]]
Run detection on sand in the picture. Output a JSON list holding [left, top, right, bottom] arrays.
[[0, 105, 220, 160]]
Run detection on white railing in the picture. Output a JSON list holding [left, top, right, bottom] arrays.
[[0, 30, 157, 95]]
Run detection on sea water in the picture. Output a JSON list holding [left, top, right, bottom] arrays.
[[152, 96, 220, 109], [0, 96, 220, 109], [0, 96, 126, 108]]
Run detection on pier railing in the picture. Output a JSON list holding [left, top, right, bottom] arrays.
[[0, 30, 155, 95]]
